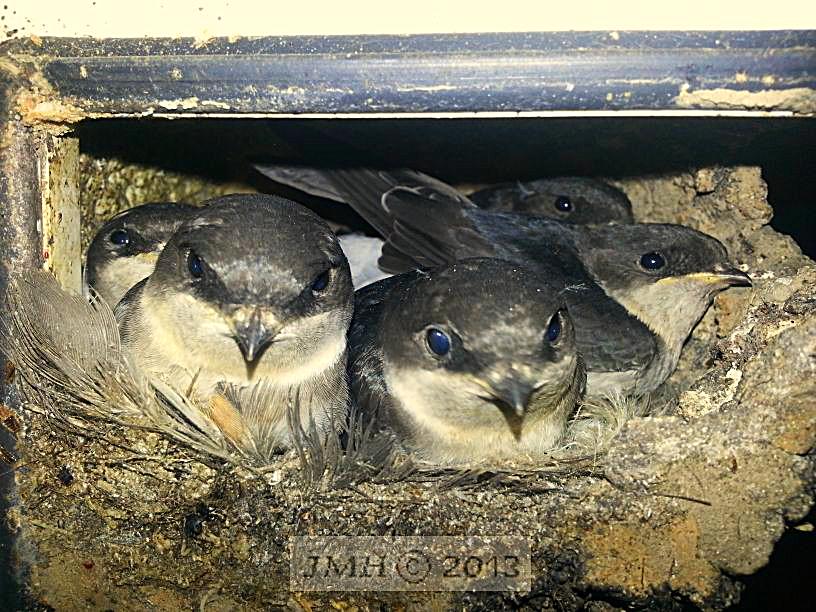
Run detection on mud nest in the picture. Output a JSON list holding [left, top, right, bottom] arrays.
[[2, 165, 814, 611]]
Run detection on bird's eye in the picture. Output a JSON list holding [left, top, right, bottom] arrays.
[[554, 195, 573, 213], [426, 328, 451, 357], [311, 270, 330, 293], [109, 229, 130, 246], [187, 251, 204, 279], [546, 313, 562, 343], [639, 252, 666, 271]]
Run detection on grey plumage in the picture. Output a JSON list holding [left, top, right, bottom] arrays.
[[254, 164, 633, 224], [0, 270, 255, 462], [115, 194, 354, 441], [86, 199, 388, 302], [279, 167, 750, 397], [255, 164, 470, 210], [468, 177, 633, 224], [348, 258, 586, 466], [84, 202, 197, 307]]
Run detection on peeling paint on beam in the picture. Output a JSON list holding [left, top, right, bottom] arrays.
[[101, 109, 803, 120], [675, 86, 816, 115]]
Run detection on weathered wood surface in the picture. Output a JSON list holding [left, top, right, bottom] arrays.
[[1, 32, 815, 120]]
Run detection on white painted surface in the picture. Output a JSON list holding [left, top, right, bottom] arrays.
[[3, 1, 815, 41]]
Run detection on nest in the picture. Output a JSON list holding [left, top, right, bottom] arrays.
[[1, 165, 814, 610]]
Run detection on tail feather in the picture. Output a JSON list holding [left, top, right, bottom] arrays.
[[253, 164, 347, 202]]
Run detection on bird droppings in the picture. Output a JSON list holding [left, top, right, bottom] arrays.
[[157, 96, 201, 110], [17, 92, 87, 129], [674, 86, 816, 115], [2, 164, 814, 610]]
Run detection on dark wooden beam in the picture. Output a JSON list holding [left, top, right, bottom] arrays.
[[3, 31, 814, 117]]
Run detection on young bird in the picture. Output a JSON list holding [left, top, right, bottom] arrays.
[[86, 200, 384, 305], [571, 223, 752, 390], [467, 177, 633, 224], [254, 164, 633, 224], [84, 202, 197, 307], [348, 258, 585, 466], [115, 194, 354, 436], [292, 168, 750, 397]]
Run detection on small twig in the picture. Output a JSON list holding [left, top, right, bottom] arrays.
[[650, 492, 713, 506]]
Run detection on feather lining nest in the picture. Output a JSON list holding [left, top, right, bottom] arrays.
[[1, 271, 656, 490]]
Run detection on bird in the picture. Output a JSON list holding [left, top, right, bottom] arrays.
[[84, 202, 197, 307], [348, 257, 585, 466], [115, 193, 355, 439], [467, 177, 633, 224], [568, 223, 752, 390], [284, 168, 751, 397], [254, 164, 634, 225], [86, 198, 387, 296]]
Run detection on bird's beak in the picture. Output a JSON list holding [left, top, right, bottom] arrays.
[[713, 265, 752, 287], [134, 251, 159, 266], [483, 378, 537, 441], [696, 265, 753, 288], [230, 308, 281, 374]]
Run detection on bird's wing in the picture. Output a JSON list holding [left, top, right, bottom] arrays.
[[346, 280, 396, 425], [253, 164, 470, 208], [254, 165, 488, 272], [567, 287, 657, 372], [387, 191, 491, 259], [327, 167, 472, 233], [323, 171, 495, 273], [253, 164, 348, 202]]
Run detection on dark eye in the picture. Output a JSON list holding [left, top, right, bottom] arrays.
[[109, 229, 130, 246], [187, 251, 204, 279], [554, 195, 573, 213], [546, 313, 562, 343], [311, 270, 330, 293], [426, 328, 451, 357], [639, 252, 666, 271]]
